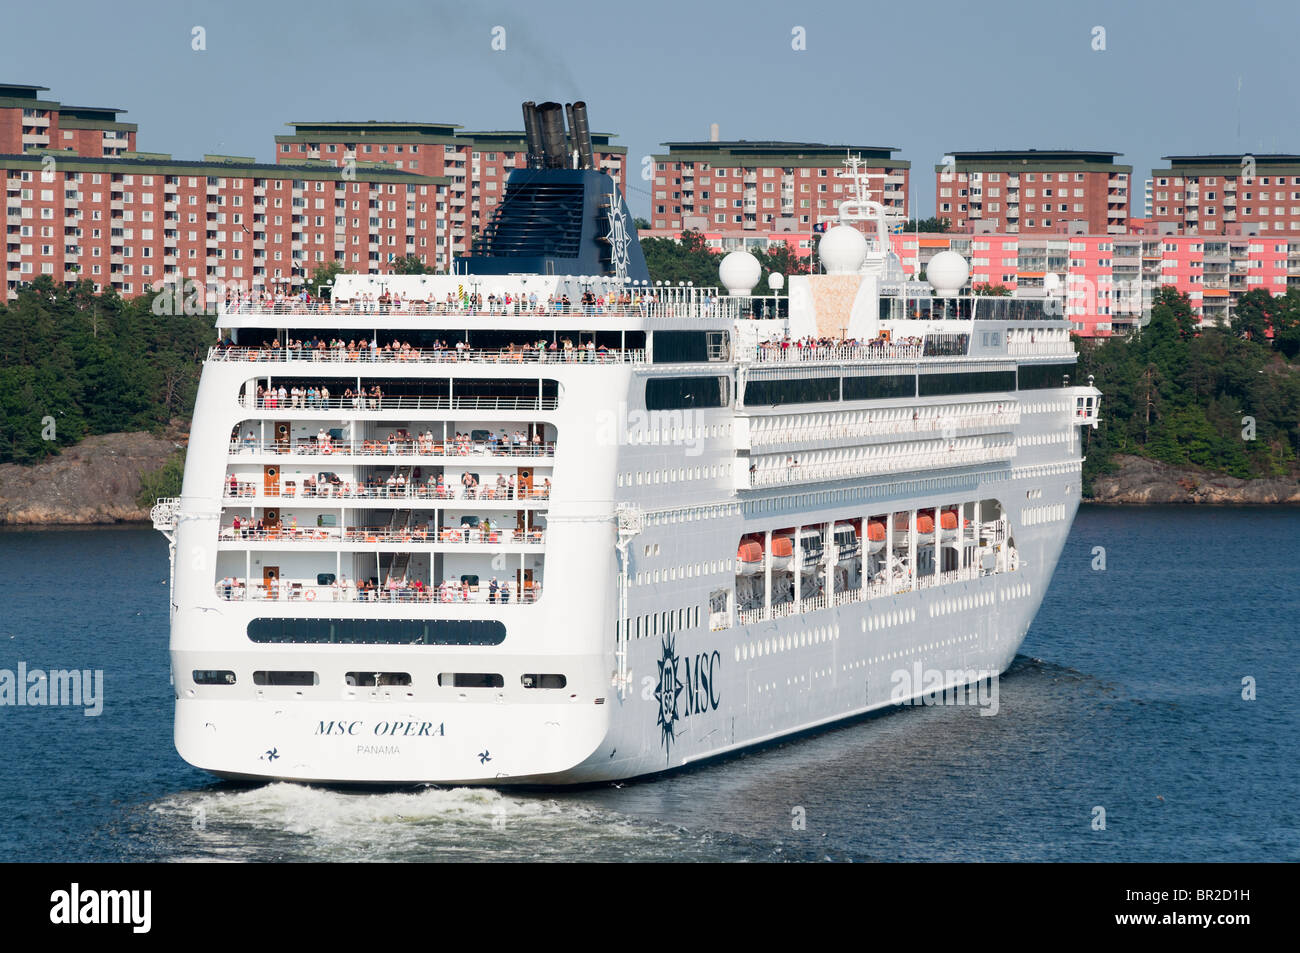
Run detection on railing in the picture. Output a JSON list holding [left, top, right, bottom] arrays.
[[214, 582, 541, 604], [218, 526, 545, 546], [750, 409, 1021, 448], [1007, 341, 1075, 356], [209, 346, 644, 365], [224, 483, 551, 502], [237, 395, 559, 412], [730, 558, 1012, 627], [220, 300, 739, 320], [751, 443, 1016, 487], [751, 343, 924, 364], [228, 439, 555, 459]]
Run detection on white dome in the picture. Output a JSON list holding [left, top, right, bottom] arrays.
[[767, 272, 785, 291], [719, 250, 761, 295], [818, 224, 868, 275], [1044, 272, 1062, 293], [926, 250, 970, 296]]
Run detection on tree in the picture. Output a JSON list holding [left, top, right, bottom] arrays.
[[309, 260, 345, 295], [390, 254, 432, 275], [972, 283, 1012, 296], [640, 229, 723, 286], [901, 216, 951, 233], [633, 217, 651, 231], [753, 240, 809, 283]]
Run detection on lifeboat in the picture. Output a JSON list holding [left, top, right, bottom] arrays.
[[769, 532, 795, 572], [833, 520, 860, 563], [736, 536, 764, 575], [866, 518, 887, 554], [940, 507, 960, 540], [915, 513, 935, 540], [798, 528, 824, 572]]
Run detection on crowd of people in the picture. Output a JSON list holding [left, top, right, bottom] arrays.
[[224, 470, 552, 501], [223, 287, 678, 316], [217, 336, 621, 364], [216, 574, 540, 604], [755, 335, 925, 360]]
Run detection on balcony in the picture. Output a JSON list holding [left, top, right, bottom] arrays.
[[214, 581, 541, 604], [212, 344, 645, 367], [749, 439, 1017, 489]]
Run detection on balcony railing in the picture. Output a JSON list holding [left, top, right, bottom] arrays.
[[219, 299, 739, 320], [224, 482, 551, 502], [209, 346, 644, 365], [237, 395, 558, 412], [751, 443, 1016, 488], [750, 343, 925, 363], [214, 582, 540, 604], [750, 409, 1021, 448], [228, 438, 555, 458], [1007, 341, 1076, 356], [218, 526, 545, 546]]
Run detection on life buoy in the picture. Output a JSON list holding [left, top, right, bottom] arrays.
[[305, 590, 316, 601]]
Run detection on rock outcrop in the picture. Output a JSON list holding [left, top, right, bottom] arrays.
[[0, 432, 181, 525], [1087, 453, 1300, 504]]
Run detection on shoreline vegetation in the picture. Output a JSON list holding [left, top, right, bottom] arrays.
[[2, 273, 1298, 525]]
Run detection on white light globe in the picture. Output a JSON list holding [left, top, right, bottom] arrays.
[[926, 250, 970, 296], [767, 272, 785, 291], [818, 224, 868, 275], [719, 250, 761, 295]]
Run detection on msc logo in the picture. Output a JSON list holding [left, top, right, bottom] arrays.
[[653, 634, 721, 761]]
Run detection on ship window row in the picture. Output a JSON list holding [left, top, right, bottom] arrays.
[[743, 365, 1074, 408], [644, 375, 730, 410], [196, 669, 568, 689], [246, 617, 507, 645], [635, 560, 734, 587], [737, 624, 841, 663], [623, 605, 702, 641], [651, 330, 731, 364], [619, 463, 732, 488], [239, 377, 561, 412], [617, 420, 732, 448]]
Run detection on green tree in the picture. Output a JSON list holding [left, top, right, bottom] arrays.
[[633, 217, 651, 231], [390, 254, 432, 275], [972, 283, 1012, 296], [309, 260, 346, 296], [901, 216, 951, 233]]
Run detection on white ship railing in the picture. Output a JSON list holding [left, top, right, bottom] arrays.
[[223, 483, 550, 502], [213, 582, 540, 604], [221, 300, 738, 320], [209, 346, 645, 365], [217, 526, 545, 546], [237, 395, 559, 412], [1007, 342, 1076, 357], [751, 343, 924, 363], [228, 439, 555, 459], [751, 443, 1016, 487], [733, 562, 1012, 626], [750, 409, 1021, 448]]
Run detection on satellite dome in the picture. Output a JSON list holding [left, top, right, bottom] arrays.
[[767, 272, 785, 291], [818, 224, 868, 275], [926, 250, 970, 296], [719, 250, 761, 295]]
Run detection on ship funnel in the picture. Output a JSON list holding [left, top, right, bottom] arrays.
[[570, 101, 595, 170], [521, 101, 545, 170], [537, 102, 569, 169]]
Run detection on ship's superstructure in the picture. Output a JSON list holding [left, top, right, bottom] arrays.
[[155, 109, 1100, 784]]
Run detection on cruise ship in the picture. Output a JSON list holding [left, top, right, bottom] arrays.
[[153, 101, 1101, 785]]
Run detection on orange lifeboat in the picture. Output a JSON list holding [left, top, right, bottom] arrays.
[[769, 532, 795, 571], [737, 537, 764, 575], [866, 518, 886, 553]]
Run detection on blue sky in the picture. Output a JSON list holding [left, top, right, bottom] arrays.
[[6, 0, 1298, 217]]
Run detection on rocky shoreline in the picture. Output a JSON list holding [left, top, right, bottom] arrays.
[[1085, 454, 1300, 504], [0, 432, 181, 526]]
